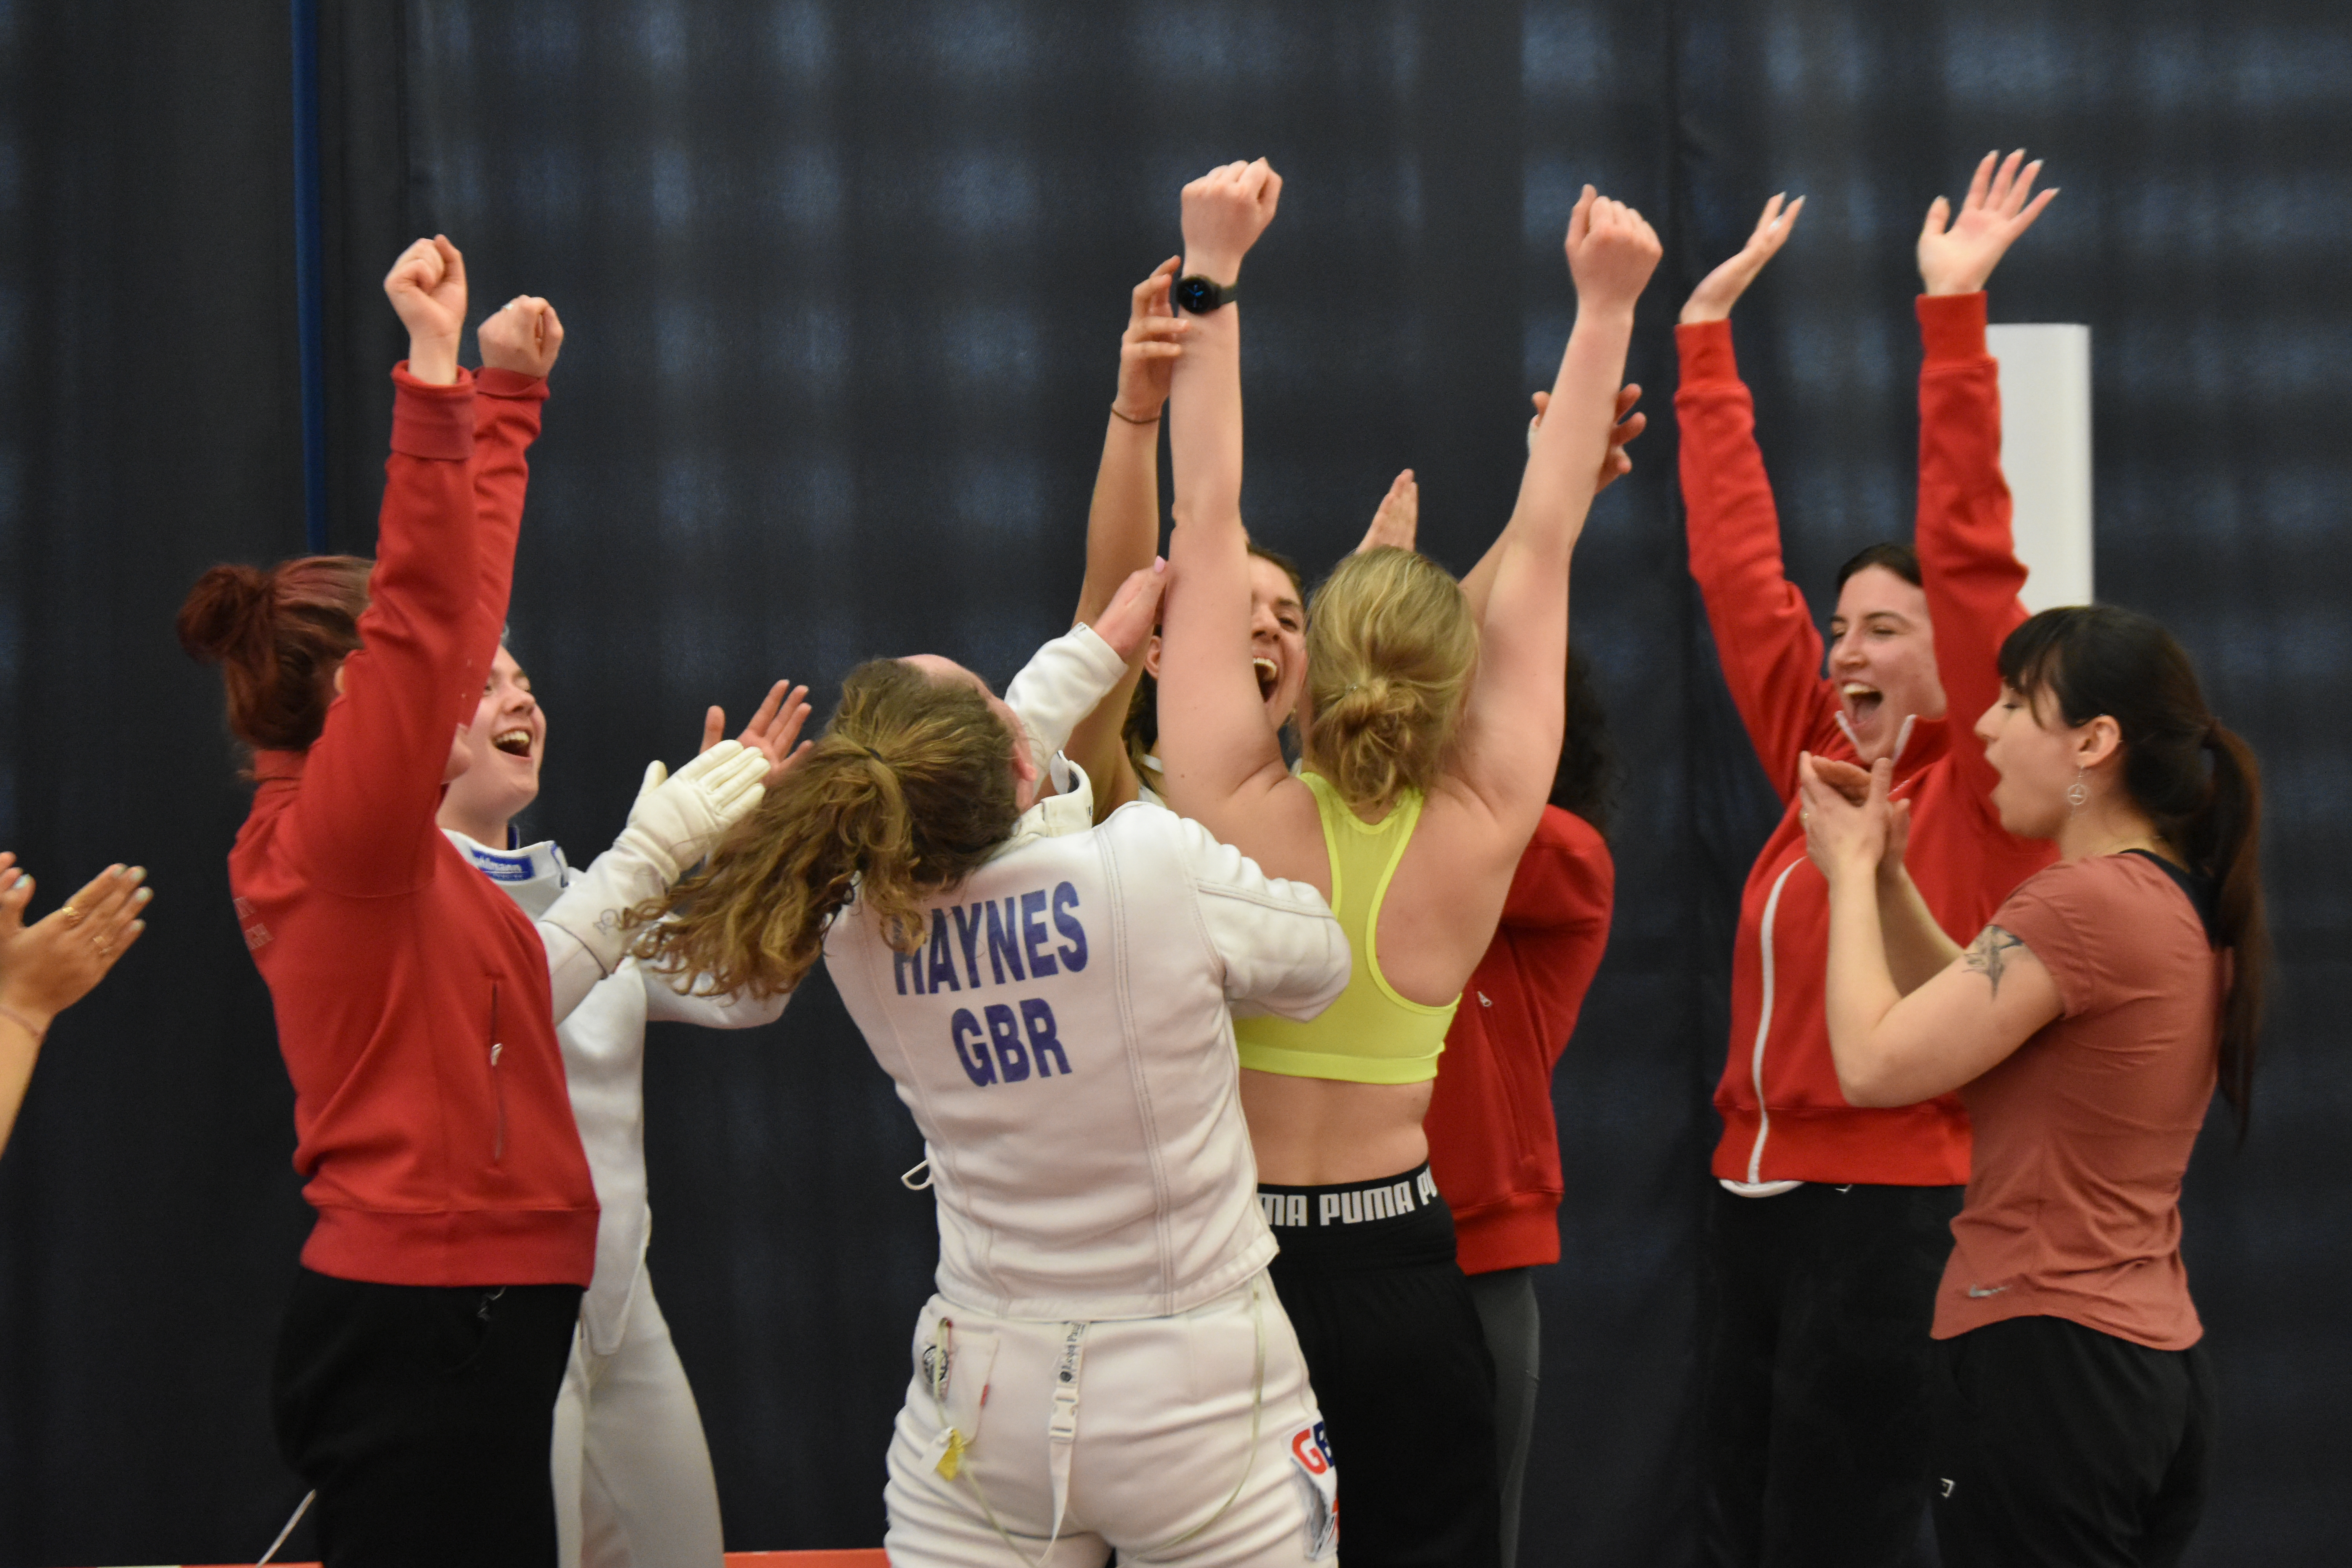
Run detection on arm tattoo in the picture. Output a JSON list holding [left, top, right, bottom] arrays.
[[1962, 925, 2028, 999]]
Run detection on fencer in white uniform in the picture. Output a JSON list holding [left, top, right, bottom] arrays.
[[446, 826, 781, 1568], [438, 621, 1181, 1567], [831, 764, 1349, 1567], [436, 637, 817, 1568], [637, 591, 1353, 1567], [839, 648, 1349, 1566]]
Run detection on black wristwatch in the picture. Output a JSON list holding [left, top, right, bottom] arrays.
[[1173, 274, 1239, 314]]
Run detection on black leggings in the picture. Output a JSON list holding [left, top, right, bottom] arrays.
[[1700, 1180, 1960, 1568], [1465, 1267, 1539, 1568], [1262, 1165, 1501, 1568], [1931, 1314, 2215, 1568], [272, 1267, 584, 1568]]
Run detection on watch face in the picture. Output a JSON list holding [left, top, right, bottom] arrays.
[[1175, 276, 1223, 314]]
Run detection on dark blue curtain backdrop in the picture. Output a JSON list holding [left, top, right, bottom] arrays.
[[2, 2, 2347, 1563]]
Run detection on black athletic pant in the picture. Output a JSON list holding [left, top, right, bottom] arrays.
[[1464, 1267, 1539, 1568], [1262, 1165, 1501, 1568], [1700, 1180, 1961, 1568], [272, 1267, 585, 1568], [1930, 1314, 2215, 1568]]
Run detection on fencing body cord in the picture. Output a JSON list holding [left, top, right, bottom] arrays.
[[931, 1279, 1269, 1566]]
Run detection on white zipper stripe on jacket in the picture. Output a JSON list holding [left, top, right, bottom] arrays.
[[1741, 714, 1916, 1185], [1745, 860, 1800, 1183]]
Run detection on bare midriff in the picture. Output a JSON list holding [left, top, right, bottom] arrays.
[[1240, 1069, 1435, 1186]]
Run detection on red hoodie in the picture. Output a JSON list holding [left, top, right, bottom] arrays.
[[1676, 293, 2056, 1189], [1423, 806, 1613, 1274], [230, 364, 597, 1287]]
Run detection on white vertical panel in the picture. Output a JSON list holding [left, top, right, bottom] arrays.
[[1986, 323, 2094, 612]]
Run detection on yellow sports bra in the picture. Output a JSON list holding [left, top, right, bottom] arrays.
[[1232, 771, 1459, 1084]]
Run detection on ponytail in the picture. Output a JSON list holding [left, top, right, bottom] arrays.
[[1300, 547, 1477, 815], [2195, 721, 2268, 1136], [1999, 605, 2271, 1139], [632, 659, 1022, 998], [176, 556, 372, 753]]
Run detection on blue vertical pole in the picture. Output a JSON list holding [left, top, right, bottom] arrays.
[[291, 0, 327, 553]]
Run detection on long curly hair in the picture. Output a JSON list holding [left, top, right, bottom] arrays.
[[630, 659, 1022, 999]]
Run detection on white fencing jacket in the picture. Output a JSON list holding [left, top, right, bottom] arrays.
[[446, 829, 786, 1354], [826, 759, 1349, 1322]]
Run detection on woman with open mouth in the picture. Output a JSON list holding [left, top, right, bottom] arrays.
[[1798, 604, 2266, 1566], [435, 635, 809, 1568], [1054, 256, 1314, 817], [1157, 159, 1658, 1568], [1675, 154, 2065, 1566], [178, 241, 784, 1565]]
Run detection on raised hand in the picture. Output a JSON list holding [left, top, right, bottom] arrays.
[[383, 236, 468, 385], [1566, 186, 1664, 318], [701, 682, 816, 788], [1180, 159, 1283, 282], [1532, 383, 1647, 494], [1680, 192, 1804, 325], [1357, 470, 1419, 554], [0, 858, 151, 1033], [1088, 558, 1169, 664], [479, 295, 566, 379], [1918, 149, 2057, 297], [1114, 258, 1187, 423]]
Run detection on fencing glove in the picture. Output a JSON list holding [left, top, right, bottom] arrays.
[[538, 740, 768, 1020]]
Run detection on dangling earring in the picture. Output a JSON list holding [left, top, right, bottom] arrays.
[[2066, 764, 2089, 813]]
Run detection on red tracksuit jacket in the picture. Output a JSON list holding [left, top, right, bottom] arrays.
[[231, 364, 597, 1287], [1423, 806, 1614, 1274], [1677, 292, 2056, 1188]]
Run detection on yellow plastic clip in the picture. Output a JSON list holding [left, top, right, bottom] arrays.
[[936, 1426, 969, 1481]]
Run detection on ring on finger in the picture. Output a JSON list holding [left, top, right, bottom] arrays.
[[59, 904, 84, 926]]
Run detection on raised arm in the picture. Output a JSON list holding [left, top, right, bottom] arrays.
[[1914, 150, 2057, 806], [292, 238, 483, 894], [1159, 160, 1321, 871], [1673, 195, 1844, 797], [1449, 189, 1660, 835], [468, 296, 562, 660], [1065, 262, 1187, 813]]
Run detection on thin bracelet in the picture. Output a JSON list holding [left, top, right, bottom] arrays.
[[0, 1003, 45, 1043], [1109, 402, 1162, 425]]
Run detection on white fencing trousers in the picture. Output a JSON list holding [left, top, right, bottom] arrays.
[[550, 1267, 727, 1568], [884, 1271, 1340, 1568]]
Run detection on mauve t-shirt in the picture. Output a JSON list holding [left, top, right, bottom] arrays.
[[1933, 852, 2223, 1350]]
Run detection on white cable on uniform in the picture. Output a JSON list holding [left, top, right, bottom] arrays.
[[256, 1489, 315, 1566]]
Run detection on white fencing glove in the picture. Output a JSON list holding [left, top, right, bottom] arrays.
[[537, 740, 769, 1021], [619, 740, 769, 882]]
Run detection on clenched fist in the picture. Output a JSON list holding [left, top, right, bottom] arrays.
[[1180, 159, 1283, 284], [1564, 186, 1663, 317], [479, 295, 566, 379], [383, 236, 467, 385]]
